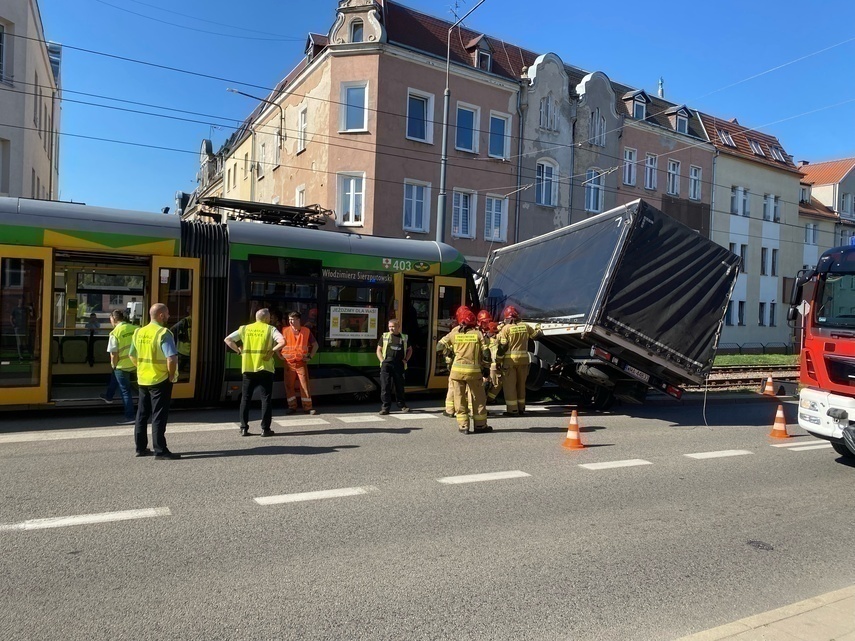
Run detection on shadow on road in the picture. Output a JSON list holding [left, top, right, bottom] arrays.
[[178, 444, 359, 459], [277, 427, 422, 437]]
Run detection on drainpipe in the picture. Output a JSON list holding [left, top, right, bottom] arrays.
[[250, 125, 257, 203]]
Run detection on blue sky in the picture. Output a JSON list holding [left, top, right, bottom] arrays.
[[40, 0, 855, 213]]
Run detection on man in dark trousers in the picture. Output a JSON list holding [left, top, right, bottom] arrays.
[[129, 303, 180, 460], [376, 318, 412, 415], [224, 308, 285, 437]]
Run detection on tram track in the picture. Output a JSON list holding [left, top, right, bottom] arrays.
[[687, 364, 799, 392]]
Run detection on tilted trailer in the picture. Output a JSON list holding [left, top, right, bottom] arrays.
[[480, 199, 740, 409]]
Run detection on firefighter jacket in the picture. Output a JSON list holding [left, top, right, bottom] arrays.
[[437, 326, 490, 381], [497, 320, 541, 366]]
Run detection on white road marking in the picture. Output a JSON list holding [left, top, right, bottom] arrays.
[[272, 418, 329, 428], [389, 413, 433, 420], [437, 470, 531, 484], [771, 440, 823, 448], [0, 423, 242, 444], [789, 443, 834, 451], [524, 407, 549, 412], [254, 486, 378, 505], [0, 507, 171, 532], [579, 459, 652, 471], [684, 450, 754, 460], [337, 415, 384, 423]]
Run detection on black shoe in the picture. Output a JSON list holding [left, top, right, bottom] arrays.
[[400, 406, 410, 413], [473, 425, 494, 433], [261, 429, 275, 437], [379, 409, 390, 415], [239, 427, 250, 437], [502, 411, 519, 417], [154, 451, 181, 460], [135, 449, 153, 457]]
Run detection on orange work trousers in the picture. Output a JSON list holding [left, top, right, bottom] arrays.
[[284, 361, 313, 410]]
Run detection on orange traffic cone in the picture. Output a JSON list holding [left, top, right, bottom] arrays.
[[562, 410, 586, 450], [762, 376, 776, 396], [769, 404, 791, 439]]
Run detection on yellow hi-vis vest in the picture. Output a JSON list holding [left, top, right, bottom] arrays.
[[380, 332, 408, 369], [238, 321, 275, 373], [110, 321, 137, 371], [133, 322, 171, 386]]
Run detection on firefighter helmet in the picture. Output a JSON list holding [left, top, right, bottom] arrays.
[[456, 306, 477, 327], [476, 309, 493, 329], [502, 305, 520, 319], [487, 321, 499, 335]]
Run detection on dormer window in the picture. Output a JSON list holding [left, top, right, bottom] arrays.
[[749, 140, 765, 156], [633, 98, 646, 120], [477, 50, 491, 72], [350, 19, 364, 43], [800, 185, 811, 203], [718, 129, 736, 147], [676, 115, 688, 134], [770, 146, 786, 162]]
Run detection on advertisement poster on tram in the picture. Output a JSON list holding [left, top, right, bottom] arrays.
[[329, 306, 378, 340]]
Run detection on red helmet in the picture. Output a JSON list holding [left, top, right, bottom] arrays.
[[476, 309, 493, 330], [487, 321, 499, 334], [503, 305, 520, 320], [455, 305, 476, 327]]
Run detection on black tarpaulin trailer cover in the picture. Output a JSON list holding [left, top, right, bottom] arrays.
[[483, 199, 739, 377]]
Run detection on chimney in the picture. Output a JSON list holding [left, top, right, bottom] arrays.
[[797, 160, 810, 168], [729, 117, 739, 125], [658, 76, 664, 99]]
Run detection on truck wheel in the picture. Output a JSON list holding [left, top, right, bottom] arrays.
[[831, 442, 855, 459]]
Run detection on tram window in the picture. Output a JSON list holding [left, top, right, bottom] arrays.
[[325, 283, 391, 352], [0, 258, 44, 387], [250, 280, 317, 300], [249, 255, 321, 278], [73, 272, 145, 331], [156, 268, 193, 383]]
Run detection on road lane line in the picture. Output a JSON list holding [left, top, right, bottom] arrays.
[[0, 423, 242, 444], [771, 440, 824, 448], [789, 443, 834, 451], [272, 418, 329, 427], [437, 470, 531, 484], [254, 486, 378, 505], [389, 414, 433, 420], [684, 450, 754, 460], [338, 415, 385, 423], [579, 459, 652, 470], [0, 507, 171, 532]]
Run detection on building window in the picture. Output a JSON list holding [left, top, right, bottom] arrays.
[[488, 112, 510, 159], [243, 153, 249, 179], [805, 223, 818, 245], [258, 143, 266, 178], [749, 140, 765, 156], [0, 25, 6, 82], [689, 166, 701, 200], [666, 160, 680, 195], [759, 302, 766, 326], [590, 108, 605, 146], [232, 163, 237, 188], [337, 172, 364, 226], [769, 302, 776, 327], [455, 103, 479, 153], [842, 193, 853, 216], [771, 248, 778, 276], [341, 81, 368, 132], [34, 73, 39, 124], [800, 185, 810, 203], [536, 160, 557, 206], [296, 185, 305, 207], [298, 108, 307, 152], [477, 50, 491, 72], [760, 247, 768, 275], [762, 194, 772, 221], [452, 190, 475, 239], [770, 146, 786, 162], [737, 301, 745, 326], [633, 98, 646, 120], [730, 187, 750, 216], [676, 115, 688, 134], [623, 148, 637, 186], [406, 90, 434, 143], [718, 129, 735, 147], [729, 242, 736, 255], [403, 180, 430, 233], [350, 19, 364, 43], [226, 168, 231, 191], [539, 96, 558, 131], [484, 196, 507, 242], [725, 301, 733, 326], [585, 169, 603, 213], [644, 154, 657, 190], [740, 244, 748, 273]]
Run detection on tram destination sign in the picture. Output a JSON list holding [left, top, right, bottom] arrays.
[[322, 268, 393, 284]]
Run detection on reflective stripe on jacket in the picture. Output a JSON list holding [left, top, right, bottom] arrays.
[[134, 322, 170, 386], [498, 321, 536, 365], [381, 332, 408, 369], [439, 326, 489, 380], [110, 321, 137, 371], [282, 326, 312, 364], [238, 321, 275, 373]]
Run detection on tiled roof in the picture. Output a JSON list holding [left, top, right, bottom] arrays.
[[614, 84, 706, 140], [697, 113, 801, 174], [383, 1, 538, 81], [799, 196, 837, 221], [800, 158, 855, 186]]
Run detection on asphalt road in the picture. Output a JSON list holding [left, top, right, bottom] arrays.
[[1, 397, 854, 641]]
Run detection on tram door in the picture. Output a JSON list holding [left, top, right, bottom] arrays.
[[151, 257, 200, 399], [427, 276, 467, 390], [0, 245, 53, 406]]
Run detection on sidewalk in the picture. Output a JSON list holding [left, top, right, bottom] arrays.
[[675, 585, 855, 640]]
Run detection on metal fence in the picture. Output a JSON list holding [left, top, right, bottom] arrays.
[[716, 342, 796, 355]]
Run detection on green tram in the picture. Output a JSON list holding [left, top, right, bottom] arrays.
[[0, 197, 477, 409]]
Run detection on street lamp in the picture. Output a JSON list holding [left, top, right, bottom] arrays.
[[436, 0, 486, 244], [226, 87, 284, 148]]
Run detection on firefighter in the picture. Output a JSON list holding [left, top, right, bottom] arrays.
[[436, 306, 492, 434], [485, 321, 504, 404], [496, 305, 541, 416]]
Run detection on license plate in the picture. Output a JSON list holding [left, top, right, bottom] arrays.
[[623, 364, 650, 383]]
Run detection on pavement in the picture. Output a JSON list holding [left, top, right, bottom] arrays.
[[675, 584, 855, 641]]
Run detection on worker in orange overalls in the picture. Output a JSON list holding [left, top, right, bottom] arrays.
[[496, 305, 541, 416], [281, 310, 319, 415]]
